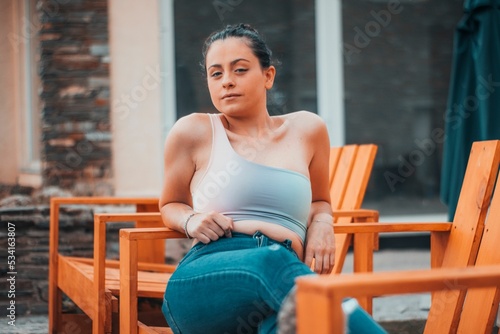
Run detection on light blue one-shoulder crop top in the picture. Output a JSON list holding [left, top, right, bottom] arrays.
[[192, 114, 312, 244]]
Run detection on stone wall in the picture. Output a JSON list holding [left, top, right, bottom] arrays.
[[0, 192, 189, 317], [0, 201, 95, 316], [39, 0, 112, 196]]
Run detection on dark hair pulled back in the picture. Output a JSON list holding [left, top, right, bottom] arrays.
[[201, 23, 273, 71]]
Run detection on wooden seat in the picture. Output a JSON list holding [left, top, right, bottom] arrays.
[[296, 140, 500, 333], [115, 144, 380, 334]]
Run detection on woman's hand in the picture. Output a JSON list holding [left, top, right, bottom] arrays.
[[185, 211, 234, 244], [304, 220, 336, 274]]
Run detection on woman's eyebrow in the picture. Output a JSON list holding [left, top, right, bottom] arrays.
[[208, 58, 250, 70]]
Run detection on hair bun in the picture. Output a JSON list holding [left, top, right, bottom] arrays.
[[202, 23, 273, 70], [234, 23, 258, 34]]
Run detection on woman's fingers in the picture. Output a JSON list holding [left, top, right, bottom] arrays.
[[309, 247, 335, 274], [192, 211, 233, 243], [212, 212, 233, 237]]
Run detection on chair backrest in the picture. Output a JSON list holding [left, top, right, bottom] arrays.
[[328, 144, 378, 274], [424, 140, 500, 333], [49, 197, 162, 264], [457, 171, 500, 333]]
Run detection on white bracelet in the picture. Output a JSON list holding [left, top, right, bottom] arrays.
[[183, 213, 196, 239], [312, 220, 334, 227]]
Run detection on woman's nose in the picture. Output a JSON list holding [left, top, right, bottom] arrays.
[[222, 73, 235, 88]]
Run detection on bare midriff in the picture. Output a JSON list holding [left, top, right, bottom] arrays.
[[193, 220, 305, 260]]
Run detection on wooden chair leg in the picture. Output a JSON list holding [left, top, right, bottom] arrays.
[[120, 236, 139, 334], [353, 232, 374, 314], [49, 285, 62, 333]]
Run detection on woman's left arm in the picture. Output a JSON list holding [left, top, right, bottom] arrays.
[[302, 113, 335, 275]]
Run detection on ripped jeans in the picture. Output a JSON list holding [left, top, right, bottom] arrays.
[[162, 231, 314, 334]]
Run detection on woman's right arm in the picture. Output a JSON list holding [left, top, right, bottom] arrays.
[[159, 114, 233, 243]]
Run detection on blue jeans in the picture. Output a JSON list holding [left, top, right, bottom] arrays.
[[162, 231, 387, 334], [162, 231, 314, 334]]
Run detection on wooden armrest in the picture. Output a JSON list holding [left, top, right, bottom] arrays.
[[298, 264, 500, 295], [50, 196, 158, 206], [332, 209, 379, 220], [94, 212, 162, 223], [119, 227, 186, 241], [93, 212, 177, 330], [296, 264, 500, 334], [120, 226, 185, 334], [333, 222, 453, 234]]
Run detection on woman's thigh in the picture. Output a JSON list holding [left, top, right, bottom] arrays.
[[163, 235, 313, 334]]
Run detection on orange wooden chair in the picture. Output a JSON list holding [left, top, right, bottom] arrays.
[[114, 144, 380, 334], [296, 140, 500, 334], [48, 197, 163, 333], [47, 144, 378, 333]]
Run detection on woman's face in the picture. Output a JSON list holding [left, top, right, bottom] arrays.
[[205, 37, 275, 117]]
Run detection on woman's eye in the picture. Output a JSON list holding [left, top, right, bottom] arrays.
[[210, 71, 222, 78], [235, 68, 248, 73]]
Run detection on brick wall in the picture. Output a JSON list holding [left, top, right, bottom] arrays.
[[39, 0, 112, 195]]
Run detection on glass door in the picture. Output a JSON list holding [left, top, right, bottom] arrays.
[[342, 0, 463, 217]]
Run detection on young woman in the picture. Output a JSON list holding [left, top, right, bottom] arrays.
[[159, 24, 382, 334]]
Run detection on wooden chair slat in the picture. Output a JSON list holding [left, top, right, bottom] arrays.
[[328, 146, 342, 189], [329, 145, 358, 208], [425, 140, 500, 334], [457, 172, 500, 333]]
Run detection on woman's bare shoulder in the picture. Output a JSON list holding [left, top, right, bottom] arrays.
[[283, 111, 327, 132], [165, 113, 213, 149]]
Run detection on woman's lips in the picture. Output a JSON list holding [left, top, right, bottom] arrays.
[[222, 93, 241, 100]]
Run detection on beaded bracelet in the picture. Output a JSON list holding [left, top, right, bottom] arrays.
[[183, 213, 196, 239]]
